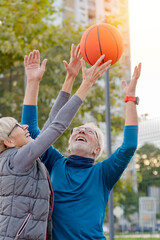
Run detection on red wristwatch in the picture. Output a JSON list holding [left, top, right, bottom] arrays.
[[124, 96, 139, 105]]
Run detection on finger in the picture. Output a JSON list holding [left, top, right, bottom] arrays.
[[40, 59, 47, 72], [94, 55, 106, 67], [24, 55, 28, 67], [81, 58, 86, 75], [77, 47, 81, 59], [36, 50, 40, 64], [63, 60, 68, 70], [28, 52, 33, 63], [132, 66, 137, 80], [98, 60, 112, 72], [32, 50, 36, 61], [121, 80, 127, 90], [98, 63, 111, 78], [81, 58, 86, 70], [137, 62, 142, 78], [71, 44, 75, 58], [75, 44, 80, 57]]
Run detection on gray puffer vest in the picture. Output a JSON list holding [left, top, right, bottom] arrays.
[[0, 148, 53, 240]]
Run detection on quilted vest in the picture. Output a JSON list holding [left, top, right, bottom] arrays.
[[0, 148, 53, 240]]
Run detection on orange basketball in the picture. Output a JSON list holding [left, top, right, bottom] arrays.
[[80, 23, 124, 66]]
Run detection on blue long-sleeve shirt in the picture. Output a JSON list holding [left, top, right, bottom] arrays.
[[22, 92, 138, 240]]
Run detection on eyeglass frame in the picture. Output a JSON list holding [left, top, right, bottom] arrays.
[[8, 123, 23, 137], [71, 127, 99, 140]]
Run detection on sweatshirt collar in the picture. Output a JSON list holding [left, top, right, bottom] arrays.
[[67, 155, 94, 168]]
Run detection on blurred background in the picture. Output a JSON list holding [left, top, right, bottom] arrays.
[[0, 0, 160, 239]]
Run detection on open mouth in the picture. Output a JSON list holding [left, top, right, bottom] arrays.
[[75, 136, 87, 142], [25, 132, 30, 138]]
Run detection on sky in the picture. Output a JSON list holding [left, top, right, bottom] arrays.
[[128, 0, 160, 118]]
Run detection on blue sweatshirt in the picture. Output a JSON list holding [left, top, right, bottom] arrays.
[[22, 91, 138, 240]]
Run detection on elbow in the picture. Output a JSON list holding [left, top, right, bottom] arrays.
[[125, 143, 137, 156], [53, 121, 69, 133]]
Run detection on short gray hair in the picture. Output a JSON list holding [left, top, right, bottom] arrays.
[[0, 117, 17, 153], [83, 122, 104, 160]]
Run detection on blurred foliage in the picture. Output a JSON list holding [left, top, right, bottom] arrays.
[[114, 143, 160, 222], [136, 143, 160, 194], [0, 0, 125, 154], [0, 0, 57, 71]]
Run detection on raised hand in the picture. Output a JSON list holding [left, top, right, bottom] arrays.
[[81, 55, 112, 86], [24, 50, 47, 83], [121, 63, 141, 96], [63, 44, 81, 78]]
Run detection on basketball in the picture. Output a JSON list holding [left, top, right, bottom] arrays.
[[80, 23, 124, 66]]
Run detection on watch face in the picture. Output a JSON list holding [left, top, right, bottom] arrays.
[[135, 97, 139, 105]]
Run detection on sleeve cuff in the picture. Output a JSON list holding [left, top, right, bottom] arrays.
[[22, 105, 38, 131], [124, 125, 138, 130], [60, 90, 70, 99], [72, 94, 83, 105]]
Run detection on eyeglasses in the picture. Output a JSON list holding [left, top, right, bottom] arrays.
[[8, 123, 23, 137], [71, 127, 99, 140]]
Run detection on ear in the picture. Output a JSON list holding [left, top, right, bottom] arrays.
[[4, 138, 16, 148], [93, 146, 101, 157], [68, 143, 70, 152], [68, 136, 72, 152]]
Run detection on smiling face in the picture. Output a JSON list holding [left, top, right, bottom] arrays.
[[68, 124, 101, 159], [4, 122, 33, 149]]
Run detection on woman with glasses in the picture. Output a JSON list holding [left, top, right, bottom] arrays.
[[0, 48, 111, 240]]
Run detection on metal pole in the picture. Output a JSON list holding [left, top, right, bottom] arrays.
[[104, 69, 114, 240]]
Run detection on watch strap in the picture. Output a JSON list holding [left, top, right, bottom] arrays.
[[124, 96, 139, 105]]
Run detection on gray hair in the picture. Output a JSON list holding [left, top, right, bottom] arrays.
[[0, 117, 17, 153], [83, 122, 104, 160]]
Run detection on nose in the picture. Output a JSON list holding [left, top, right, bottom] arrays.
[[78, 128, 85, 134], [23, 124, 29, 130]]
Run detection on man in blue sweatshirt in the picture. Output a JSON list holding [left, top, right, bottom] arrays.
[[22, 43, 141, 240]]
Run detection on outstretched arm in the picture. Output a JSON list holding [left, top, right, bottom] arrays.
[[122, 63, 141, 126], [41, 44, 81, 131], [23, 50, 47, 105], [62, 43, 81, 93], [102, 63, 141, 190], [22, 45, 81, 133]]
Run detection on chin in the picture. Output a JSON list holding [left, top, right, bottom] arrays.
[[70, 143, 90, 155], [26, 137, 33, 143]]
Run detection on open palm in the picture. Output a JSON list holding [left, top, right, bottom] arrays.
[[63, 44, 81, 78], [121, 63, 141, 96], [24, 50, 47, 83]]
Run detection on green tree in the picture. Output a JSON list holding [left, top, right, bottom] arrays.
[[0, 1, 125, 154], [0, 0, 57, 71], [136, 143, 160, 195]]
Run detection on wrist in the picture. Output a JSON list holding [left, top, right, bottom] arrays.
[[81, 81, 93, 89], [75, 82, 92, 101], [125, 92, 135, 97], [27, 79, 40, 86], [66, 73, 76, 81]]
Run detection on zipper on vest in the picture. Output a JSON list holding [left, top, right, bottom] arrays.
[[14, 213, 32, 240]]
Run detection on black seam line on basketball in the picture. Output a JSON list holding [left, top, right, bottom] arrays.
[[97, 25, 104, 63], [101, 26, 119, 63], [84, 26, 97, 65]]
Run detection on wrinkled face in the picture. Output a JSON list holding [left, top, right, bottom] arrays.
[[6, 123, 32, 148], [68, 125, 100, 158]]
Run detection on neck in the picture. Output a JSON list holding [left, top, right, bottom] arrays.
[[70, 151, 95, 159], [67, 154, 95, 168]]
